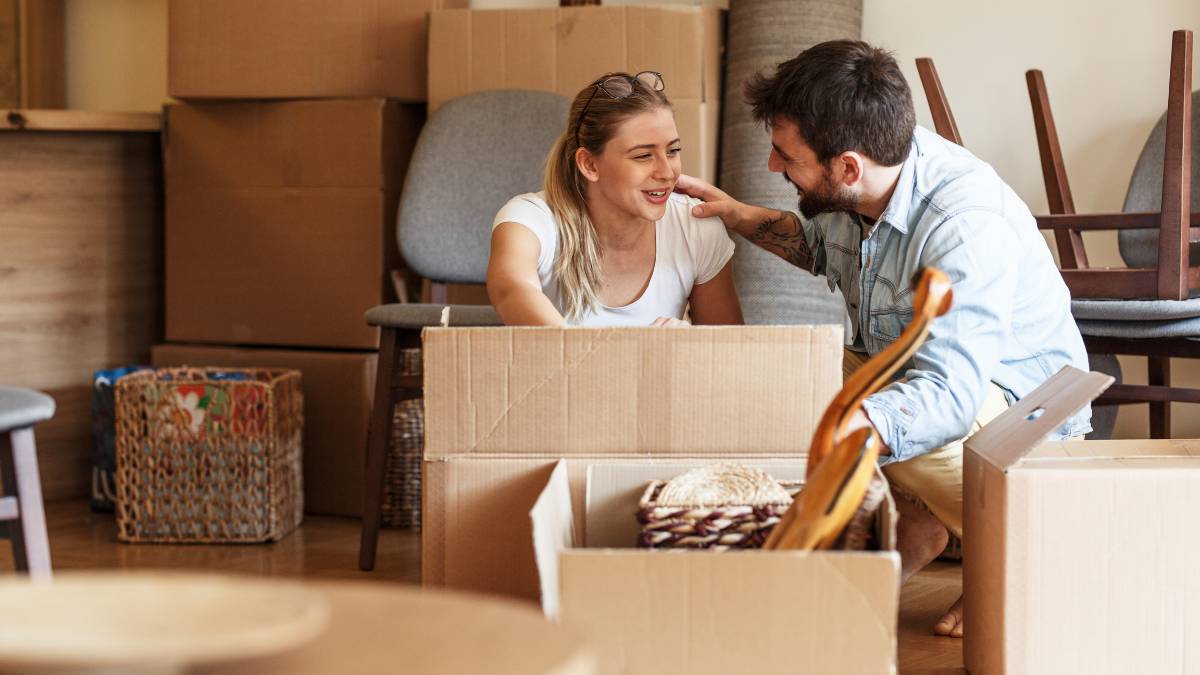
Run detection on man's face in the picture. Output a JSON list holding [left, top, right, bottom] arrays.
[[767, 118, 860, 219]]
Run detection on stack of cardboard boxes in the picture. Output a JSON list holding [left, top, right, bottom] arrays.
[[155, 0, 463, 517]]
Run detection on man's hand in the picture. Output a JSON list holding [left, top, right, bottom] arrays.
[[674, 174, 781, 238]]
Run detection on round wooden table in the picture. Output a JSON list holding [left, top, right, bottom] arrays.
[[0, 572, 597, 674]]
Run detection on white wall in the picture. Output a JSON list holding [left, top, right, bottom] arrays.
[[64, 0, 167, 111], [864, 1, 1200, 438]]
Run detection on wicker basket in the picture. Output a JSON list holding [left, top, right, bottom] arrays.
[[636, 464, 803, 550], [382, 348, 424, 530], [636, 464, 889, 552], [113, 367, 304, 543]]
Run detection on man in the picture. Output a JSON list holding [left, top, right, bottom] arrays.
[[677, 40, 1090, 637]]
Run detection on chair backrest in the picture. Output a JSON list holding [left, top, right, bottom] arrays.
[[1118, 88, 1200, 269], [397, 90, 570, 285]]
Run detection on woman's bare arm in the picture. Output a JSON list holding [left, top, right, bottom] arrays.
[[687, 260, 744, 325], [487, 222, 566, 326]]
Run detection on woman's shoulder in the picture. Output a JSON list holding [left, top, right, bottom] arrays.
[[494, 191, 555, 231], [662, 192, 730, 243]]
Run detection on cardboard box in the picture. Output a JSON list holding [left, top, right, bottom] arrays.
[[168, 0, 467, 100], [423, 325, 843, 458], [530, 459, 900, 675], [428, 6, 723, 181], [152, 343, 377, 518], [964, 366, 1200, 674], [421, 325, 844, 596], [165, 99, 423, 349]]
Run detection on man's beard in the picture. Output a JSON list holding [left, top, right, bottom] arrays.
[[785, 171, 860, 219]]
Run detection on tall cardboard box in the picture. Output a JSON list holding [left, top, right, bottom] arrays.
[[528, 459, 900, 675], [165, 99, 422, 349], [169, 0, 468, 100], [964, 367, 1200, 674], [421, 325, 845, 600], [152, 344, 377, 518], [428, 6, 723, 182]]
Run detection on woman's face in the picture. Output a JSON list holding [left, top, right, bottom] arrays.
[[580, 107, 682, 224]]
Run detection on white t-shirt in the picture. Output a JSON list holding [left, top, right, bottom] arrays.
[[493, 191, 736, 326]]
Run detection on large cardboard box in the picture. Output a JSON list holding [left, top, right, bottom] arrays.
[[421, 325, 844, 597], [152, 343, 377, 518], [168, 0, 467, 100], [964, 366, 1200, 674], [165, 99, 422, 349], [428, 6, 723, 182], [529, 459, 900, 675]]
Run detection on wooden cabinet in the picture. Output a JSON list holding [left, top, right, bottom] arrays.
[[0, 0, 64, 109], [0, 110, 161, 500]]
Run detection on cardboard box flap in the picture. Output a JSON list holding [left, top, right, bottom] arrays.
[[530, 459, 576, 620], [423, 325, 843, 458], [965, 366, 1114, 472], [1029, 438, 1200, 460]]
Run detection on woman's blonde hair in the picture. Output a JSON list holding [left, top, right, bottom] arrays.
[[543, 73, 672, 322]]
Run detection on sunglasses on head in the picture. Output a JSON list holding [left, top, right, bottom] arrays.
[[573, 71, 665, 149]]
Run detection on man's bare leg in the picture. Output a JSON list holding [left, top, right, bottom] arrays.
[[892, 490, 962, 637]]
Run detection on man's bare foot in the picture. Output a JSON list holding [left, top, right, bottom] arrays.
[[933, 595, 964, 638], [892, 489, 949, 584]]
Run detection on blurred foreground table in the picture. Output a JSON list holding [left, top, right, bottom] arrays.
[[0, 572, 597, 674]]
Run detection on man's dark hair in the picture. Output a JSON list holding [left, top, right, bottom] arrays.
[[746, 40, 915, 166]]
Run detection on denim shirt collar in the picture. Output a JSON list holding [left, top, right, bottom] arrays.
[[873, 136, 919, 235]]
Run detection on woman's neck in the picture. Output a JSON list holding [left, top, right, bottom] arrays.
[[585, 190, 654, 252]]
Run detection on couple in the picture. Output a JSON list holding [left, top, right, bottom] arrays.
[[487, 40, 1091, 638]]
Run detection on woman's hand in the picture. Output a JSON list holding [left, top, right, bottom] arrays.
[[650, 317, 691, 327], [674, 174, 784, 238]]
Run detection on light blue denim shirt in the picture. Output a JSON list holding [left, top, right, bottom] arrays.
[[801, 126, 1092, 463]]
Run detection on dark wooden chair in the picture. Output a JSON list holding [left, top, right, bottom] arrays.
[[1026, 29, 1199, 438], [0, 387, 53, 578], [357, 91, 569, 571], [915, 58, 963, 145]]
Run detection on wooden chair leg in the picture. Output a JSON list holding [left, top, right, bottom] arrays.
[[360, 327, 403, 571], [1149, 356, 1171, 438], [0, 427, 52, 579]]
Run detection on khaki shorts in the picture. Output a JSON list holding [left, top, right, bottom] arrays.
[[842, 349, 1009, 538]]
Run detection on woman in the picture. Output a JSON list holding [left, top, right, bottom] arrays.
[[487, 71, 743, 326]]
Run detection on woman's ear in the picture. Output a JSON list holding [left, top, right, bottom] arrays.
[[575, 147, 601, 183]]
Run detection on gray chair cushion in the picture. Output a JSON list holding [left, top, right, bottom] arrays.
[[1072, 296, 1200, 321], [0, 387, 55, 432], [1118, 89, 1200, 269], [1085, 352, 1121, 440], [1077, 317, 1200, 339], [366, 303, 502, 329], [397, 91, 570, 284]]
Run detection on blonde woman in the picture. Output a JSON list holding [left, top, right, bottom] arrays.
[[487, 72, 743, 326]]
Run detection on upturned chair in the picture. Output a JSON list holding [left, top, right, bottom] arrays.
[[0, 387, 54, 578], [358, 91, 570, 571], [1026, 29, 1198, 438]]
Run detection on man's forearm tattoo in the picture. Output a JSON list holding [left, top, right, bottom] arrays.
[[748, 211, 814, 271]]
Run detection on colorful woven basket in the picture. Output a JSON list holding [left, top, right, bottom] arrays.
[[113, 367, 304, 543]]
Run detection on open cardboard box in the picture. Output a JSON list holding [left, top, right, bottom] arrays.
[[421, 325, 846, 599], [529, 458, 901, 675], [965, 366, 1200, 674]]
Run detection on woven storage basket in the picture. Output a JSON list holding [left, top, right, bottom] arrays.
[[382, 348, 424, 530], [637, 464, 888, 551], [637, 465, 803, 550], [113, 367, 304, 543]]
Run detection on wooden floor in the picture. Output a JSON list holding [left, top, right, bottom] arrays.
[[4, 501, 964, 674]]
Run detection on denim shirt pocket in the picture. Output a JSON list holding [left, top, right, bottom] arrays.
[[868, 300, 912, 353]]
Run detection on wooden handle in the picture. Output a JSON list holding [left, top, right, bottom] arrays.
[[765, 267, 953, 551]]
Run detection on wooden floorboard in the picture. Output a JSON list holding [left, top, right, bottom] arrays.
[[2, 500, 964, 673]]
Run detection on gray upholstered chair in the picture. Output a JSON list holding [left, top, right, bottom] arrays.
[[0, 387, 54, 578], [358, 90, 569, 571], [1028, 29, 1198, 438]]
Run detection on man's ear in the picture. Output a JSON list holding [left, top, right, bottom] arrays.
[[834, 151, 866, 188], [576, 147, 601, 183]]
